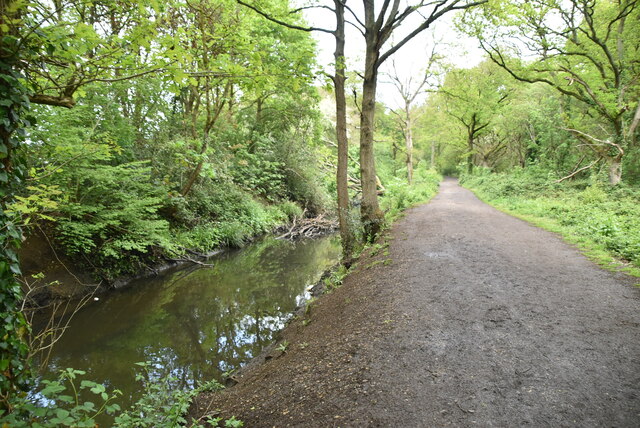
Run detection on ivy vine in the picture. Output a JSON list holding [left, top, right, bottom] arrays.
[[0, 9, 32, 409]]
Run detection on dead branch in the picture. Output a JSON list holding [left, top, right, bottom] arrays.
[[164, 257, 214, 267], [276, 214, 338, 240], [556, 157, 603, 183], [563, 127, 624, 155]]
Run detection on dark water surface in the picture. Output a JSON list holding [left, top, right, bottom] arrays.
[[37, 235, 340, 415]]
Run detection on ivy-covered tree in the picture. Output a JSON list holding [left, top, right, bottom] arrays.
[[1, 0, 33, 409]]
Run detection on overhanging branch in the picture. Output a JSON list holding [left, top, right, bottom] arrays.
[[378, 0, 487, 66], [29, 94, 75, 108], [237, 0, 334, 34]]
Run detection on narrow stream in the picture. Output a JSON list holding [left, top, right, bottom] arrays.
[[36, 235, 340, 418]]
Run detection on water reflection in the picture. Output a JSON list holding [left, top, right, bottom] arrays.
[[38, 235, 340, 411]]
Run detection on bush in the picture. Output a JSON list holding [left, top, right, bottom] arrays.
[[277, 200, 304, 221], [114, 362, 223, 427], [172, 183, 301, 252], [0, 364, 235, 428], [0, 368, 122, 427], [49, 161, 172, 279]]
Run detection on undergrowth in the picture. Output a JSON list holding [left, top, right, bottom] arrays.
[[461, 168, 640, 276], [0, 363, 241, 427], [172, 196, 300, 252], [380, 168, 442, 223]]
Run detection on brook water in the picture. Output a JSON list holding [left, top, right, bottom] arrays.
[[36, 235, 340, 417]]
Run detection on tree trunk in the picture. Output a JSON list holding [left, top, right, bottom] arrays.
[[181, 131, 209, 197], [467, 129, 474, 174], [359, 47, 384, 241], [256, 96, 263, 125], [333, 0, 355, 261], [430, 140, 436, 170], [628, 101, 640, 145], [0, 0, 32, 406], [405, 107, 413, 184], [608, 153, 623, 185]]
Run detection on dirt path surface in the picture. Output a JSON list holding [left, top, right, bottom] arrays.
[[192, 178, 640, 427]]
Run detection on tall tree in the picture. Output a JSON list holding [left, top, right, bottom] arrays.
[[460, 0, 640, 184], [1, 0, 33, 409], [165, 0, 238, 197], [438, 60, 514, 173], [388, 47, 442, 183], [236, 0, 357, 260], [354, 0, 485, 240], [333, 1, 357, 260]]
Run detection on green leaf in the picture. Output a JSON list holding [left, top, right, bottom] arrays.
[[55, 408, 70, 419]]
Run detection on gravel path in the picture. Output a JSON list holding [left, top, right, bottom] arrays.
[[192, 178, 640, 427]]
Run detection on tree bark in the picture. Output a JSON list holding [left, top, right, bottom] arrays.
[[405, 106, 413, 184], [628, 101, 640, 145], [333, 0, 355, 261], [608, 153, 623, 186], [467, 128, 475, 174], [180, 131, 209, 197], [359, 44, 384, 241], [29, 94, 75, 108], [430, 139, 436, 170]]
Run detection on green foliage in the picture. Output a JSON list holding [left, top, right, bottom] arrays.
[[0, 368, 122, 427], [0, 363, 236, 428], [20, 103, 176, 278], [114, 362, 223, 427], [230, 135, 288, 201], [278, 200, 303, 221], [323, 264, 349, 291], [55, 161, 171, 273], [0, 10, 32, 407], [463, 170, 640, 269], [172, 182, 299, 251], [381, 168, 442, 222], [207, 415, 244, 427], [275, 340, 289, 353], [458, 0, 640, 184], [6, 184, 61, 225], [17, 0, 182, 106]]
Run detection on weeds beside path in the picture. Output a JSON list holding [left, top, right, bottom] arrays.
[[191, 178, 640, 427]]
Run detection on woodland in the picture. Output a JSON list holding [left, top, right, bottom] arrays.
[[0, 0, 639, 425]]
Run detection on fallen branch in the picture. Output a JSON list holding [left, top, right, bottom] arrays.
[[276, 214, 338, 240], [164, 256, 214, 267]]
